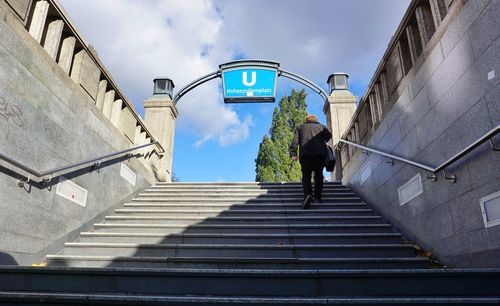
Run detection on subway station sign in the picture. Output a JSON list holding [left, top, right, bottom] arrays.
[[220, 60, 279, 103]]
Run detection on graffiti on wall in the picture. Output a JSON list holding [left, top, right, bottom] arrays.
[[0, 97, 24, 127]]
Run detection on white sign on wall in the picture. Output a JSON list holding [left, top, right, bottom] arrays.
[[56, 177, 88, 207]]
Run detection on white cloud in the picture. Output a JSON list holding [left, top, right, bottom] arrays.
[[59, 0, 411, 147], [60, 0, 251, 147]]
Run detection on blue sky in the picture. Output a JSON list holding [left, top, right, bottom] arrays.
[[60, 0, 411, 182]]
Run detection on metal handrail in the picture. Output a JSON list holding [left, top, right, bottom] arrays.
[[0, 141, 161, 185], [337, 125, 499, 182]]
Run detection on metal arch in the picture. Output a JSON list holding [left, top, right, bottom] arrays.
[[278, 70, 329, 101], [173, 60, 330, 105], [173, 70, 222, 104]]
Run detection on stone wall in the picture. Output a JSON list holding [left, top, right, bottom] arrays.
[[0, 0, 161, 265], [338, 0, 500, 267]]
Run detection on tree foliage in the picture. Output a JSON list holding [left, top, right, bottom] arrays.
[[255, 89, 308, 182]]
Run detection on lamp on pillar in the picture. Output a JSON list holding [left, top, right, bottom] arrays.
[[144, 77, 178, 182], [327, 73, 349, 94], [153, 77, 175, 99], [324, 72, 358, 183]]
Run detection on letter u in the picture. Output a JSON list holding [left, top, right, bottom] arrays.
[[242, 71, 257, 86]]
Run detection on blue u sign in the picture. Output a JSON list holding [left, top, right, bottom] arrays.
[[222, 68, 277, 103]]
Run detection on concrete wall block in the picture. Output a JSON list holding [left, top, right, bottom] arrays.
[[70, 49, 100, 100], [467, 0, 500, 59], [440, 0, 490, 56], [120, 107, 136, 144], [449, 38, 499, 121], [466, 142, 500, 189], [5, 0, 31, 21], [398, 89, 433, 141], [486, 205, 500, 248], [428, 33, 475, 105], [435, 229, 490, 267], [28, 0, 48, 43], [43, 19, 64, 60], [374, 120, 403, 152], [450, 183, 499, 235], [102, 90, 114, 119], [371, 158, 405, 190], [393, 128, 425, 161], [385, 44, 404, 95], [411, 201, 455, 243], [133, 125, 142, 145], [414, 91, 457, 157], [0, 202, 67, 246], [57, 36, 75, 75], [95, 80, 107, 110], [110, 99, 122, 128], [408, 40, 445, 100], [485, 83, 499, 125], [443, 99, 493, 157], [369, 92, 411, 146], [0, 231, 49, 262]]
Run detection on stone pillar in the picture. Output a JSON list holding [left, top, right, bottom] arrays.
[[134, 125, 143, 145], [324, 73, 358, 182], [58, 36, 76, 74], [102, 90, 115, 119], [143, 96, 178, 182], [95, 80, 107, 110], [110, 99, 123, 128], [28, 1, 49, 43], [43, 20, 64, 59], [70, 50, 101, 100], [429, 0, 444, 28]]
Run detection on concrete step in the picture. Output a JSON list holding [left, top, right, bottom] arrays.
[[113, 208, 378, 217], [7, 292, 499, 305], [139, 191, 357, 197], [123, 203, 370, 210], [1, 266, 499, 297], [60, 242, 416, 258], [47, 255, 429, 269], [78, 232, 404, 245], [103, 215, 386, 225], [154, 182, 343, 187], [92, 223, 395, 234], [145, 187, 352, 193], [130, 197, 364, 204]]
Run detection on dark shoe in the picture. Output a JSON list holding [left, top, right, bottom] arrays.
[[303, 194, 313, 209]]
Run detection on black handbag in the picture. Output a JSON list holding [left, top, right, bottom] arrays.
[[325, 144, 336, 172]]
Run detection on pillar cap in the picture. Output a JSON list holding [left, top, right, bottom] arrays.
[[153, 77, 175, 99], [327, 73, 350, 94]]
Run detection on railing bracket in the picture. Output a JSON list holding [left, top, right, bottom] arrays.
[[426, 171, 437, 182], [490, 138, 500, 151], [17, 174, 31, 188], [442, 170, 456, 183], [42, 174, 53, 184], [385, 157, 394, 165]]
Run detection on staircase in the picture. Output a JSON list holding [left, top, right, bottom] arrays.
[[1, 182, 500, 305]]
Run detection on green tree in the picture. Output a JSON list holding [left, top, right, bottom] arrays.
[[255, 89, 308, 182]]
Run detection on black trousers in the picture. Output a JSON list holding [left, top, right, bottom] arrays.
[[299, 155, 324, 199]]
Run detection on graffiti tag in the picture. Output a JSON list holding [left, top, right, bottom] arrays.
[[0, 97, 24, 128]]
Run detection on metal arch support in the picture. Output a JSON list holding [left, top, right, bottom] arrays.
[[278, 69, 329, 101], [172, 64, 329, 105], [173, 70, 222, 104]]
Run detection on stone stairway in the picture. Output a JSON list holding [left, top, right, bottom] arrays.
[[1, 182, 500, 305], [46, 182, 426, 269]]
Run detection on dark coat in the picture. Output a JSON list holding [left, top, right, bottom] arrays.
[[289, 121, 332, 158]]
